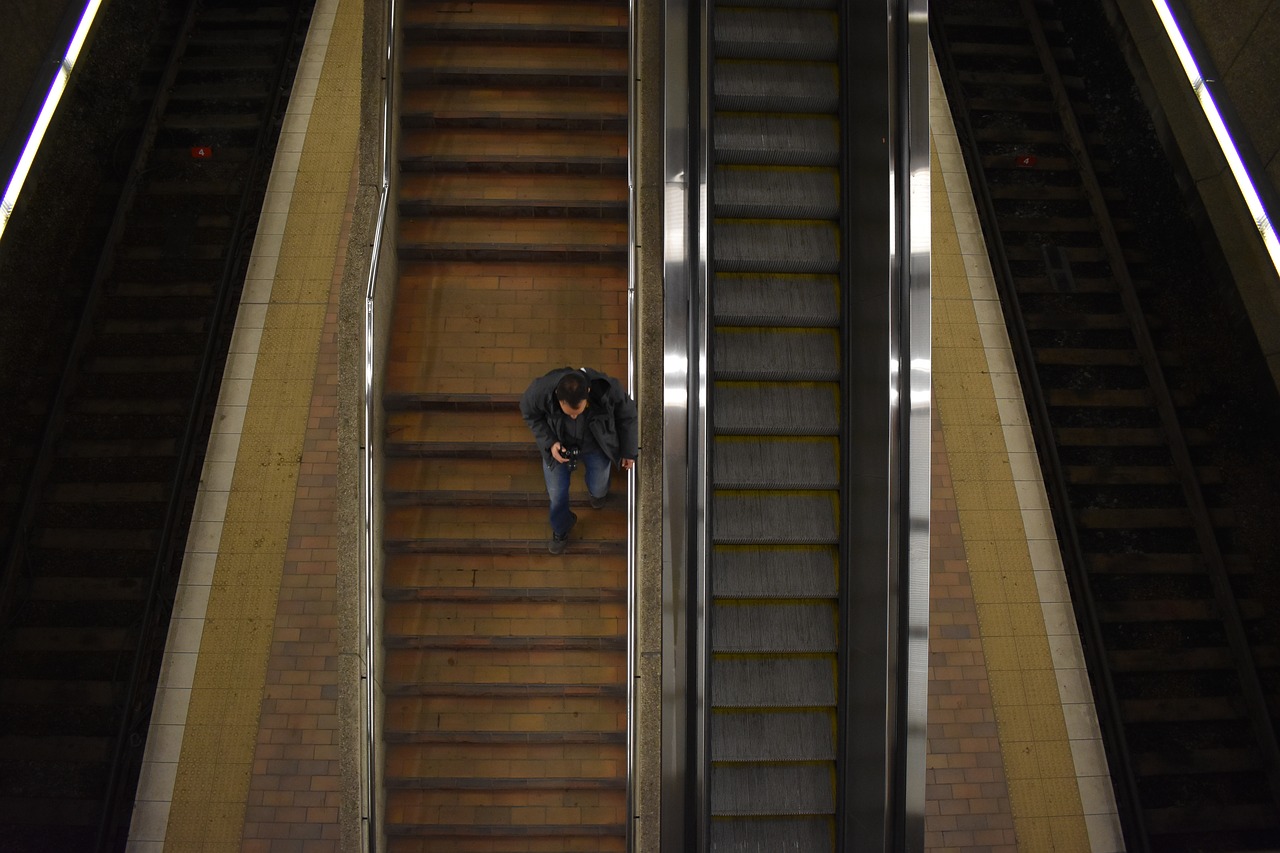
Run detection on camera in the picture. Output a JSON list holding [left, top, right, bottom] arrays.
[[562, 444, 582, 471]]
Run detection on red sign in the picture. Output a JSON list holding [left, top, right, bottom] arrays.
[[191, 146, 213, 159], [1014, 154, 1037, 168]]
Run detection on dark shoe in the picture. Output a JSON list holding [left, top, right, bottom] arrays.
[[549, 512, 578, 554], [589, 492, 607, 509]]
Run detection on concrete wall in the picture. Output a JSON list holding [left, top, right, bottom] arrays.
[[0, 0, 81, 178], [1110, 0, 1280, 389], [1184, 0, 1280, 201]]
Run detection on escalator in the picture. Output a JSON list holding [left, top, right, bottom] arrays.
[[705, 0, 843, 846], [663, 0, 931, 848]]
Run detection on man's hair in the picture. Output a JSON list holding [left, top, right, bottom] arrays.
[[555, 372, 589, 406]]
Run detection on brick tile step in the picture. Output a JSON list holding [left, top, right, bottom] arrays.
[[385, 635, 624, 651], [383, 392, 520, 411], [384, 597, 624, 638], [385, 695, 624, 735], [389, 819, 629, 835], [388, 672, 624, 695], [388, 738, 623, 776], [385, 537, 626, 555], [396, 258, 624, 285], [387, 836, 625, 853], [383, 584, 623, 602], [387, 775, 625, 790], [403, 43, 626, 77], [404, 1, 626, 35], [386, 730, 625, 745], [385, 441, 535, 459], [385, 552, 626, 591], [387, 457, 541, 493], [385, 489, 626, 509], [399, 127, 625, 169], [398, 173, 625, 216], [384, 682, 625, 698], [385, 648, 623, 684], [385, 408, 529, 444], [387, 801, 625, 833], [399, 216, 626, 253], [402, 87, 625, 125], [383, 502, 626, 537]]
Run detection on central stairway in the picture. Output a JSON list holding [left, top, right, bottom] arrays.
[[380, 0, 630, 850]]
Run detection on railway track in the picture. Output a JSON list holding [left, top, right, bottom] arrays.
[[932, 1, 1280, 850], [379, 0, 630, 849], [0, 1, 313, 848]]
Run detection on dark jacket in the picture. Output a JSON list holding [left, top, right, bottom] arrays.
[[520, 366, 639, 467]]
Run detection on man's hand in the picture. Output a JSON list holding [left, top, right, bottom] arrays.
[[551, 442, 570, 463], [620, 458, 635, 471]]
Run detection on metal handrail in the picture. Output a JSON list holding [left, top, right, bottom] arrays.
[[624, 0, 639, 846], [361, 0, 397, 848]]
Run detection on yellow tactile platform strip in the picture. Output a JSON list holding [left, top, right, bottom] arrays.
[[929, 46, 1125, 853], [124, 0, 362, 849]]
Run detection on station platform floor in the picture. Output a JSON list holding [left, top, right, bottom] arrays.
[[122, 0, 1126, 850]]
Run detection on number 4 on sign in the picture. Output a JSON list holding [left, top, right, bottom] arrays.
[[191, 146, 213, 159], [1015, 154, 1037, 168]]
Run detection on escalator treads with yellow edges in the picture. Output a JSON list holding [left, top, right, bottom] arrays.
[[706, 0, 843, 844]]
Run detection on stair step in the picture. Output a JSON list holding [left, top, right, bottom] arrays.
[[405, 0, 626, 35], [385, 682, 625, 698], [386, 537, 625, 555], [403, 44, 626, 78], [386, 730, 625, 744], [383, 585, 622, 602], [398, 173, 625, 214], [387, 777, 625, 791], [402, 86, 625, 125], [385, 635, 624, 651], [400, 128, 625, 168]]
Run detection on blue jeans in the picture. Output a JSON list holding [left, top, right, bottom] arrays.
[[543, 451, 611, 536]]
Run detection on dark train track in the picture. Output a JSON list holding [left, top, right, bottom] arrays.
[[0, 1, 313, 848], [933, 1, 1280, 850]]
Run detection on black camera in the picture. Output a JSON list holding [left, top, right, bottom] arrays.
[[562, 444, 582, 471]]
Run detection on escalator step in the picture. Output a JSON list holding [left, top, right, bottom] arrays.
[[713, 494, 836, 543], [713, 167, 839, 219], [713, 438, 837, 488], [714, 114, 840, 166], [712, 383, 838, 435], [713, 273, 839, 327], [710, 764, 835, 816], [713, 329, 839, 380], [712, 658, 836, 707], [712, 547, 837, 598], [712, 603, 836, 652], [715, 60, 839, 113], [710, 817, 834, 852], [715, 8, 837, 61], [714, 220, 839, 273], [711, 711, 835, 761]]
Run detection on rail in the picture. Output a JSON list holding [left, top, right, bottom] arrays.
[[625, 0, 639, 848], [360, 0, 397, 848]]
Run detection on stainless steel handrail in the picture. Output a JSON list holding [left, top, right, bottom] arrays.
[[625, 0, 639, 846], [361, 0, 397, 849]]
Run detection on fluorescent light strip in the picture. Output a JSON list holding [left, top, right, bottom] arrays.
[[0, 0, 105, 242], [1151, 0, 1280, 276]]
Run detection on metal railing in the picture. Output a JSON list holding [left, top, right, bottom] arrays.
[[360, 0, 397, 848]]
